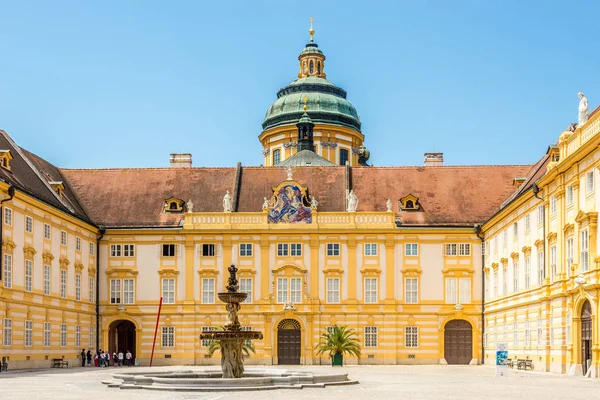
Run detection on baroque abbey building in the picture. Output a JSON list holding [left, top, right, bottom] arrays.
[[0, 26, 598, 377]]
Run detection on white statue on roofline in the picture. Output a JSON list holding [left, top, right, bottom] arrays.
[[187, 199, 194, 213], [578, 92, 589, 127], [386, 199, 392, 212], [347, 190, 358, 212], [223, 190, 232, 212]]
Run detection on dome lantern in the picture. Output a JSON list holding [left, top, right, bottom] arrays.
[[298, 17, 326, 79]]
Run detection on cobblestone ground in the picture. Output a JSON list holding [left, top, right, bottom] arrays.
[[1, 365, 599, 400]]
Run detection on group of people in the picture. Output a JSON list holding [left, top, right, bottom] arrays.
[[80, 349, 133, 367]]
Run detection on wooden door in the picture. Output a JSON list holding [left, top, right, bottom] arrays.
[[581, 300, 592, 375], [277, 319, 301, 365], [444, 320, 472, 365]]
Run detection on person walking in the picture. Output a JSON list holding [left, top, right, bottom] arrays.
[[118, 351, 124, 367], [86, 349, 92, 366], [112, 351, 117, 367], [80, 349, 86, 367], [125, 350, 132, 367]]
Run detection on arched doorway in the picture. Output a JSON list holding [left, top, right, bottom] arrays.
[[581, 300, 592, 375], [444, 319, 473, 365], [277, 319, 301, 365], [108, 320, 136, 362]]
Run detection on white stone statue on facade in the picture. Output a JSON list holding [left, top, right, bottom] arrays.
[[223, 190, 232, 212], [578, 92, 589, 127], [187, 199, 194, 213], [285, 166, 294, 181], [262, 197, 270, 210], [386, 199, 392, 212], [310, 195, 318, 210], [347, 190, 359, 212]]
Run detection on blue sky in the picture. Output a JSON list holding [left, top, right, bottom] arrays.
[[1, 0, 599, 168]]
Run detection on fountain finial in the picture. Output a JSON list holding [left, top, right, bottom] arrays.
[[226, 264, 239, 293]]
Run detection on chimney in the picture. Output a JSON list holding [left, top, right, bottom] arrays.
[[170, 153, 192, 168], [424, 152, 443, 167]]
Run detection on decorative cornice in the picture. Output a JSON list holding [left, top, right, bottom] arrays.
[[563, 222, 574, 235], [2, 238, 16, 252], [283, 141, 298, 148], [534, 239, 544, 248], [521, 246, 532, 254], [547, 231, 558, 242], [158, 268, 179, 276], [59, 257, 70, 269], [23, 245, 37, 257], [510, 251, 519, 260], [42, 252, 55, 263], [323, 267, 344, 275], [105, 268, 139, 276], [198, 268, 219, 276], [74, 262, 84, 272], [491, 262, 499, 270], [500, 257, 508, 265], [359, 267, 381, 275], [320, 141, 338, 148], [272, 264, 308, 274], [576, 210, 598, 230]]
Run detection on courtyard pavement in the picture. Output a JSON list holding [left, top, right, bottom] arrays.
[[0, 364, 599, 400]]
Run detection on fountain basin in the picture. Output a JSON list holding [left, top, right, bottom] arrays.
[[218, 292, 248, 303]]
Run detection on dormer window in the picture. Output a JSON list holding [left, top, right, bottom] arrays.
[[49, 181, 65, 197], [0, 150, 13, 170], [400, 194, 420, 211], [164, 197, 184, 213]]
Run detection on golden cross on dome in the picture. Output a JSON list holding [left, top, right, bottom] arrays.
[[309, 16, 314, 42]]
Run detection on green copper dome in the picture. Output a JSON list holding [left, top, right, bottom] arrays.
[[262, 77, 361, 131]]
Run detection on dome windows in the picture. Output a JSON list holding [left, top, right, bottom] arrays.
[[317, 61, 321, 75], [309, 60, 314, 75]]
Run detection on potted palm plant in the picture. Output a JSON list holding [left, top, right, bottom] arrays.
[[315, 325, 361, 366]]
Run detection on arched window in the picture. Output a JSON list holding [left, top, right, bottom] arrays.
[[273, 149, 281, 165], [303, 61, 307, 74], [339, 149, 349, 166], [317, 61, 321, 75], [169, 202, 178, 210], [405, 200, 414, 209], [309, 60, 314, 75]]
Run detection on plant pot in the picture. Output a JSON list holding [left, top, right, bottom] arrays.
[[332, 353, 343, 366]]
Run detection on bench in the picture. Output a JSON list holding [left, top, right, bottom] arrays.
[[52, 358, 69, 368], [517, 359, 534, 370], [506, 359, 514, 369]]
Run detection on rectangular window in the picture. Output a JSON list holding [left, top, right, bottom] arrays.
[[405, 326, 418, 348], [162, 278, 175, 304], [25, 320, 33, 347], [364, 326, 378, 347], [459, 243, 471, 256], [525, 256, 531, 290], [3, 254, 12, 288], [493, 270, 498, 298], [445, 243, 457, 256], [502, 267, 507, 296], [513, 262, 519, 293], [240, 278, 252, 304], [44, 223, 51, 239], [326, 243, 340, 256], [524, 214, 531, 233], [25, 215, 33, 233], [123, 244, 135, 257], [89, 326, 94, 348], [339, 148, 349, 166], [110, 279, 121, 304], [459, 277, 471, 304], [290, 277, 302, 303], [44, 322, 51, 347], [277, 277, 288, 303], [586, 171, 594, 194], [89, 242, 95, 256], [25, 259, 33, 292], [290, 243, 302, 256], [123, 279, 134, 304], [364, 278, 378, 303], [566, 185, 574, 205], [537, 318, 543, 346], [550, 196, 557, 215], [550, 245, 557, 278], [161, 326, 174, 347], [446, 278, 457, 304], [75, 273, 81, 301], [60, 269, 67, 298], [405, 243, 418, 256], [76, 237, 81, 251], [513, 222, 518, 239], [201, 326, 216, 347], [61, 230, 67, 246], [503, 230, 508, 249], [485, 275, 490, 300], [581, 229, 589, 272], [44, 265, 51, 295], [405, 278, 418, 303], [202, 244, 215, 257], [162, 244, 176, 257], [202, 278, 215, 304], [364, 243, 378, 256], [273, 149, 281, 165], [3, 318, 12, 346], [110, 244, 122, 257], [566, 237, 574, 277], [327, 278, 340, 303], [60, 323, 67, 347], [239, 243, 253, 257], [89, 277, 95, 303], [524, 321, 530, 347], [513, 322, 518, 347], [537, 251, 544, 285], [277, 243, 289, 256], [76, 325, 81, 347], [4, 207, 12, 226], [537, 205, 544, 225]]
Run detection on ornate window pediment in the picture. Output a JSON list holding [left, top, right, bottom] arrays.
[[399, 194, 420, 211], [0, 150, 13, 170], [576, 210, 598, 229], [164, 197, 185, 213], [49, 181, 64, 197]]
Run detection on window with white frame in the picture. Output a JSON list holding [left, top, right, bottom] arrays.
[[513, 222, 518, 240], [25, 216, 33, 233], [446, 278, 458, 304], [525, 256, 531, 290], [277, 243, 289, 256], [239, 243, 252, 257], [89, 277, 95, 303], [123, 244, 135, 257], [405, 278, 418, 303], [327, 278, 340, 303], [459, 243, 471, 256], [364, 326, 378, 347], [110, 244, 122, 257], [513, 322, 518, 347], [405, 243, 418, 256], [405, 326, 418, 348], [240, 278, 252, 303], [75, 273, 81, 301], [276, 277, 302, 304], [162, 244, 176, 257], [364, 243, 378, 256], [44, 223, 51, 239], [493, 236, 498, 254], [290, 243, 302, 256], [4, 207, 12, 225], [76, 237, 81, 251], [202, 278, 215, 304], [61, 230, 67, 246], [503, 230, 508, 250], [537, 251, 544, 285], [60, 269, 67, 298], [537, 317, 543, 346], [161, 326, 174, 347], [123, 279, 134, 304], [550, 245, 557, 278], [44, 322, 51, 347], [60, 323, 67, 347], [581, 229, 589, 272], [44, 265, 51, 295], [586, 171, 594, 194], [76, 325, 81, 347], [202, 244, 215, 257], [89, 242, 95, 256], [201, 326, 216, 347], [110, 279, 121, 304], [537, 205, 544, 225], [273, 149, 281, 165], [364, 278, 378, 303], [162, 278, 175, 304], [326, 243, 340, 256], [459, 277, 471, 304], [502, 267, 507, 296], [445, 243, 457, 256], [525, 214, 531, 233], [3, 254, 12, 288], [3, 318, 12, 346], [566, 185, 574, 205], [524, 321, 530, 347], [89, 326, 94, 348], [493, 270, 498, 298], [290, 277, 302, 302], [25, 259, 33, 292], [512, 262, 519, 293], [25, 320, 33, 347], [550, 196, 557, 215], [566, 237, 574, 277]]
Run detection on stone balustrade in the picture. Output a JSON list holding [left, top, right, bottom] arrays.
[[563, 110, 600, 159]]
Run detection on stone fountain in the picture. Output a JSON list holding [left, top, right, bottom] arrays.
[[199, 264, 263, 378]]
